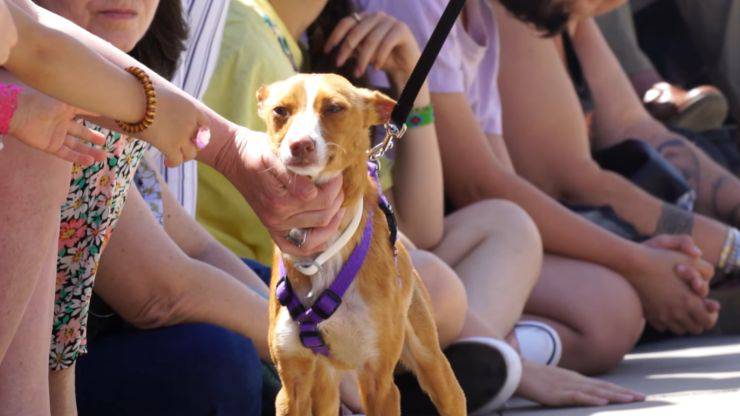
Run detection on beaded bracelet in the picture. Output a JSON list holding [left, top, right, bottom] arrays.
[[405, 105, 434, 128], [115, 66, 157, 135], [0, 83, 22, 151]]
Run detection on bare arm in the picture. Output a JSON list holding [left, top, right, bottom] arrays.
[[0, 0, 17, 65], [6, 0, 344, 256], [564, 18, 729, 263], [154, 162, 269, 298], [433, 90, 718, 334], [96, 187, 269, 358], [324, 12, 444, 248]]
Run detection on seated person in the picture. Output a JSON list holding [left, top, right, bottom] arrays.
[[496, 2, 740, 295], [359, 0, 715, 382]]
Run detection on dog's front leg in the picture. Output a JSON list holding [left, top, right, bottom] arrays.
[[357, 325, 405, 416], [310, 360, 341, 416], [400, 282, 466, 416], [275, 356, 317, 416]]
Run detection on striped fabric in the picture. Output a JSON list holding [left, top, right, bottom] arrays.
[[148, 0, 229, 217]]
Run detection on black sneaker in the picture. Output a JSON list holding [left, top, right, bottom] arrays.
[[396, 337, 522, 415]]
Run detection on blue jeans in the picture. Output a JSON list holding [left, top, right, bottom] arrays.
[[76, 323, 262, 416]]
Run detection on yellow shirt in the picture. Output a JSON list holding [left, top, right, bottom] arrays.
[[197, 0, 301, 263]]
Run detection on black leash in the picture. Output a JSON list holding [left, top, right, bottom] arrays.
[[368, 0, 467, 160]]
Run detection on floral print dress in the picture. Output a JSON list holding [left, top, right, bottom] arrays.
[[51, 122, 147, 370]]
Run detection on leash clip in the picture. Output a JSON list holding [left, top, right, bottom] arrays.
[[368, 122, 407, 161]]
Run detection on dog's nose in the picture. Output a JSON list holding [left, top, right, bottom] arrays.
[[289, 137, 316, 158]]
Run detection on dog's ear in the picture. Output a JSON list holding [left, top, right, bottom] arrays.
[[256, 85, 270, 120], [363, 89, 396, 126]]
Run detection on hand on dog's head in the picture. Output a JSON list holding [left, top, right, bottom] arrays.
[[257, 73, 395, 183]]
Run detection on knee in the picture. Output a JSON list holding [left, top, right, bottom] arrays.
[[410, 250, 467, 347], [575, 269, 645, 375], [467, 199, 543, 266]]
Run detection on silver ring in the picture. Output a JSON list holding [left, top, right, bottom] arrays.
[[286, 228, 309, 248], [351, 12, 362, 23]]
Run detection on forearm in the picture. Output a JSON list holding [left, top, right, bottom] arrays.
[[5, 1, 144, 122], [390, 81, 444, 248], [191, 240, 270, 298], [16, 0, 243, 168], [97, 189, 270, 358], [570, 18, 651, 147], [467, 164, 646, 274], [558, 159, 726, 264]]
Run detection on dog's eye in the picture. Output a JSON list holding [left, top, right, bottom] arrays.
[[272, 106, 290, 118], [323, 103, 346, 115]]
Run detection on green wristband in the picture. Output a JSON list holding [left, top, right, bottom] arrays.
[[406, 105, 434, 128]]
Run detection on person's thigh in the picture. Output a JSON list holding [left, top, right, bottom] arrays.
[[524, 255, 645, 375], [434, 200, 542, 336], [408, 249, 468, 348], [76, 323, 263, 416], [0, 237, 56, 416], [0, 137, 69, 361]]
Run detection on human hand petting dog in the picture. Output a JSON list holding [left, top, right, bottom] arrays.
[[215, 127, 345, 257], [5, 81, 106, 166]]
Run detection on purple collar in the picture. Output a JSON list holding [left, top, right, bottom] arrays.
[[276, 207, 374, 356], [276, 161, 395, 356]]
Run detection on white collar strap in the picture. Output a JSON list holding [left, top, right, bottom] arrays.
[[294, 197, 365, 276]]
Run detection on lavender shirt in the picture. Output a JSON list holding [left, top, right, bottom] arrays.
[[355, 0, 503, 135]]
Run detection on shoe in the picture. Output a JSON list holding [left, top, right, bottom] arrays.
[[644, 82, 728, 132], [396, 337, 521, 415], [514, 321, 562, 367]]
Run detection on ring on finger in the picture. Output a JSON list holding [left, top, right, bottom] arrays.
[[286, 228, 309, 248], [351, 12, 362, 23]]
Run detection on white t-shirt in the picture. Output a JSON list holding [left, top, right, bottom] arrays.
[[356, 0, 503, 135]]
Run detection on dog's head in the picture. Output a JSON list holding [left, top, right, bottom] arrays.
[[257, 74, 395, 182]]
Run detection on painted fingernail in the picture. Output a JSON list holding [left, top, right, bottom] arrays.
[[194, 126, 211, 150], [677, 264, 687, 273]]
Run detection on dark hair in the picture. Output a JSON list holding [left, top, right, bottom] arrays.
[[129, 0, 188, 80], [497, 0, 571, 37], [306, 0, 360, 81], [306, 0, 383, 93]]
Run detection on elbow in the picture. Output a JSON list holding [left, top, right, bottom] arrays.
[[126, 282, 188, 330]]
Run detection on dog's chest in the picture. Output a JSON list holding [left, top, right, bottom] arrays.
[[274, 254, 378, 367]]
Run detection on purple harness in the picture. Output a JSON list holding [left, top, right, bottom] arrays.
[[276, 162, 396, 356]]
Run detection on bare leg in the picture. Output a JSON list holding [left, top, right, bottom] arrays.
[[0, 137, 69, 361], [524, 255, 645, 375], [407, 249, 467, 347], [0, 236, 56, 416], [50, 366, 78, 416], [433, 200, 543, 338]]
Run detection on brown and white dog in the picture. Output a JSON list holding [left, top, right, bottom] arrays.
[[258, 73, 466, 415]]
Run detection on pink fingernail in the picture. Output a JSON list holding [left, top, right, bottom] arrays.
[[194, 126, 211, 150]]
